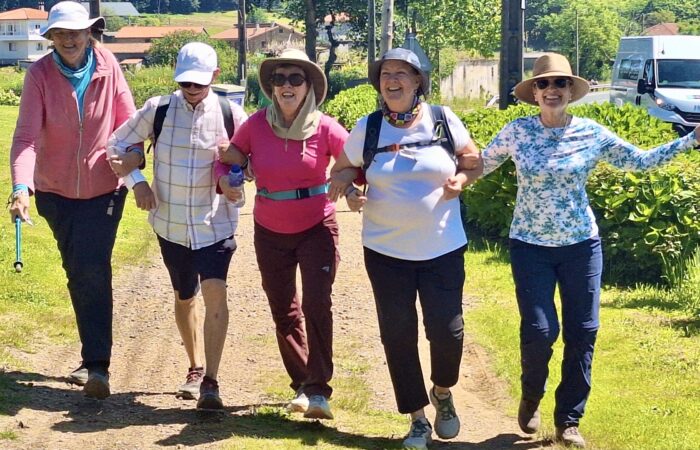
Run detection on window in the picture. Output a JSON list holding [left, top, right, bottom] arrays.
[[279, 28, 284, 33], [618, 59, 631, 79], [261, 41, 267, 49], [36, 43, 43, 51], [9, 42, 17, 52]]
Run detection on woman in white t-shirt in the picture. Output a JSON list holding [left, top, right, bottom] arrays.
[[329, 48, 481, 450]]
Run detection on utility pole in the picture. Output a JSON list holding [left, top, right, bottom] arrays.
[[379, 0, 394, 56], [89, 0, 102, 41], [368, 0, 376, 65], [499, 0, 524, 109], [575, 8, 579, 76], [238, 0, 247, 86]]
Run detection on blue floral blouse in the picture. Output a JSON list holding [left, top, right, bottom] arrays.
[[482, 115, 697, 247]]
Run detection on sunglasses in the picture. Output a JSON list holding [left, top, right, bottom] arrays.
[[178, 81, 207, 89], [534, 78, 571, 90], [270, 73, 306, 87]]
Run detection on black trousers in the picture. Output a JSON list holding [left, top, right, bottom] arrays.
[[35, 187, 127, 372], [364, 245, 466, 414]]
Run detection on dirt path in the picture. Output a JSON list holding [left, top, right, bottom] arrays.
[[0, 191, 553, 449]]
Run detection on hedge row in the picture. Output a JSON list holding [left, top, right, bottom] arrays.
[[461, 102, 699, 287]]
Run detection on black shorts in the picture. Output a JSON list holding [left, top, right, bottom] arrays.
[[157, 235, 236, 299]]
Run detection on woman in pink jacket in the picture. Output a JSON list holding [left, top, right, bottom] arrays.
[[8, 1, 138, 400]]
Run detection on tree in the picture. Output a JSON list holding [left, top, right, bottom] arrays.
[[539, 0, 622, 80]]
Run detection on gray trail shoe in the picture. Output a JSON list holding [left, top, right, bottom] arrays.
[[68, 363, 88, 386], [518, 398, 541, 434], [304, 395, 334, 419], [556, 425, 586, 448], [287, 389, 309, 413], [429, 387, 460, 439], [403, 417, 433, 449], [196, 376, 224, 410], [84, 371, 110, 400], [176, 366, 204, 400]]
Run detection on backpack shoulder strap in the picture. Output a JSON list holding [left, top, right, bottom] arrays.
[[151, 95, 173, 149], [218, 95, 234, 139], [362, 110, 384, 171], [429, 104, 456, 158]]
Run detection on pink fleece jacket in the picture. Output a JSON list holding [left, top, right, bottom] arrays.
[[10, 46, 136, 199]]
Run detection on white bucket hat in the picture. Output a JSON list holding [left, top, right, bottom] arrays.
[[174, 42, 218, 86], [40, 1, 105, 38]]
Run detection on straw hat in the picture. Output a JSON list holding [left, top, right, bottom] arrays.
[[40, 1, 105, 38], [368, 48, 430, 96], [513, 53, 590, 105], [259, 48, 328, 105]]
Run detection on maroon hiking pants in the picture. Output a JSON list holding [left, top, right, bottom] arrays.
[[253, 213, 339, 398]]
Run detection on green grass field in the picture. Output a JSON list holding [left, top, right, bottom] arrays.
[[465, 237, 700, 450]]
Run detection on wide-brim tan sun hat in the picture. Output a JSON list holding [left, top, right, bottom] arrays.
[[513, 53, 590, 105], [368, 47, 430, 96], [259, 48, 328, 105], [40, 1, 105, 38]]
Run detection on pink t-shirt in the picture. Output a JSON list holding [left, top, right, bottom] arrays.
[[233, 109, 349, 234]]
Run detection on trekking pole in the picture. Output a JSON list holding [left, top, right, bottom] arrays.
[[14, 216, 23, 273]]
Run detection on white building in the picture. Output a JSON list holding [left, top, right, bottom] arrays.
[[0, 7, 50, 65]]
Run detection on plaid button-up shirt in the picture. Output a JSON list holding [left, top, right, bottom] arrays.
[[109, 90, 248, 249]]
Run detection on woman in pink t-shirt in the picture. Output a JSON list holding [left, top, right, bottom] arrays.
[[218, 49, 349, 420]]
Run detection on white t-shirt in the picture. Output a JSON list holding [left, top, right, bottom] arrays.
[[344, 104, 471, 260]]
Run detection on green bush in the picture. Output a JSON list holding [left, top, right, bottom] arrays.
[[125, 66, 177, 107], [323, 84, 377, 130], [326, 64, 368, 101], [0, 67, 24, 95], [0, 89, 20, 106], [462, 102, 699, 286]]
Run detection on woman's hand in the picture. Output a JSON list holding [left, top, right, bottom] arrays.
[[327, 169, 357, 201], [132, 182, 156, 211], [9, 192, 31, 223], [218, 176, 244, 203], [443, 173, 467, 200], [346, 189, 367, 212]]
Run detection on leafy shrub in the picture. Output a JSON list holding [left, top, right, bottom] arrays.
[[326, 63, 368, 101], [125, 66, 177, 107], [0, 67, 25, 95], [0, 88, 20, 106], [323, 84, 377, 130], [462, 102, 699, 286]]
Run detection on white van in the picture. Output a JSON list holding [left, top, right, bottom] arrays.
[[610, 35, 700, 135]]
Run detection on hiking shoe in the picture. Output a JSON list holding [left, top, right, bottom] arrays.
[[403, 417, 433, 449], [196, 376, 223, 410], [287, 388, 309, 413], [429, 387, 460, 439], [556, 425, 586, 448], [176, 366, 204, 400], [517, 398, 541, 434], [68, 363, 88, 386], [84, 371, 110, 400], [304, 394, 334, 419]]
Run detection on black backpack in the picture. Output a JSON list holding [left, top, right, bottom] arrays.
[[151, 94, 235, 148], [361, 104, 456, 171]]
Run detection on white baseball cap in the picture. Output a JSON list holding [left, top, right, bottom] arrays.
[[40, 1, 105, 37], [174, 42, 218, 86]]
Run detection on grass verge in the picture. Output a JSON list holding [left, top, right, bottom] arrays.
[[465, 237, 700, 450]]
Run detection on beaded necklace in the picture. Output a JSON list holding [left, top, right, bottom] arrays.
[[382, 95, 421, 126]]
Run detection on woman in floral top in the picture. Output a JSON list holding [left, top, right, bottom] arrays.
[[481, 53, 700, 448]]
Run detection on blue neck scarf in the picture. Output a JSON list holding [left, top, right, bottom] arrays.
[[53, 47, 96, 120]]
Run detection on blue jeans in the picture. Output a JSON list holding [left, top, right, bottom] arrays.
[[509, 237, 602, 427], [364, 245, 465, 414], [35, 188, 127, 372]]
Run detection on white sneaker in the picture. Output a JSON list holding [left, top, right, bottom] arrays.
[[287, 389, 309, 413], [403, 417, 433, 449], [304, 394, 334, 420], [429, 387, 460, 439]]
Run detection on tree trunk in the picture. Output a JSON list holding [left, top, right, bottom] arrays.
[[368, 0, 376, 64], [379, 0, 394, 56], [304, 0, 317, 62]]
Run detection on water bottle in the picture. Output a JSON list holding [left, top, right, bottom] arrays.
[[227, 164, 246, 207]]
